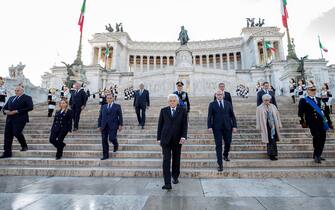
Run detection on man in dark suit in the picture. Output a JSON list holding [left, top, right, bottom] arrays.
[[257, 82, 277, 107], [157, 94, 188, 190], [1, 86, 33, 158], [298, 84, 328, 163], [208, 90, 237, 171], [213, 82, 232, 105], [70, 82, 87, 131], [98, 94, 123, 160], [133, 83, 150, 129]]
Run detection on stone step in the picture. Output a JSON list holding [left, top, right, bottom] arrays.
[[7, 150, 335, 159], [0, 165, 334, 178], [14, 138, 335, 145], [3, 143, 335, 151], [1, 157, 334, 168]]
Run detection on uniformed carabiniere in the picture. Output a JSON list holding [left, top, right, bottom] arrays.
[[173, 81, 190, 113], [298, 83, 330, 164]]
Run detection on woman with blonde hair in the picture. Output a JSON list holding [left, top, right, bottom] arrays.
[[256, 94, 282, 160], [49, 99, 73, 159]]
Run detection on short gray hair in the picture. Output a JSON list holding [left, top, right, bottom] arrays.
[[262, 94, 272, 101], [167, 94, 179, 103]]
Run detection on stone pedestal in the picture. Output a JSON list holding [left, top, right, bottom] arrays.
[[175, 45, 193, 70]]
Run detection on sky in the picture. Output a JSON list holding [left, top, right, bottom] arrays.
[[0, 0, 334, 86]]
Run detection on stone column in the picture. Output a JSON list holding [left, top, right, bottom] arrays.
[[133, 55, 136, 70], [200, 55, 203, 67], [206, 55, 209, 69], [220, 54, 223, 69], [160, 56, 163, 69], [97, 47, 102, 65], [140, 55, 143, 71], [213, 55, 216, 69], [227, 53, 230, 70], [234, 52, 237, 70], [154, 56, 156, 70]]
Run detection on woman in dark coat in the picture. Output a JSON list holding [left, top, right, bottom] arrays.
[[49, 99, 73, 159]]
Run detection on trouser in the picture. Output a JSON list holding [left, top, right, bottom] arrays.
[[291, 95, 295, 104], [72, 106, 82, 129], [101, 124, 118, 158], [49, 130, 68, 157], [310, 127, 327, 158], [324, 106, 333, 128], [3, 121, 27, 156], [213, 129, 232, 166], [161, 143, 182, 185], [135, 106, 146, 126], [48, 109, 54, 117]]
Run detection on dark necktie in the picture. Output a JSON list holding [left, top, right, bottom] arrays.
[[219, 101, 223, 109], [12, 96, 18, 104], [172, 108, 176, 117]]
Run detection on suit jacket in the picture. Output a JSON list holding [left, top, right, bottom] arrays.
[[298, 97, 324, 129], [98, 103, 123, 130], [3, 94, 34, 124], [51, 109, 73, 133], [257, 89, 277, 107], [70, 89, 87, 108], [133, 89, 150, 107], [157, 106, 188, 145], [173, 91, 190, 112], [207, 100, 237, 131], [213, 91, 233, 105]]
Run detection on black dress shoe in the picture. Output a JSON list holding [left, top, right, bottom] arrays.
[[162, 184, 172, 190], [217, 165, 223, 172], [100, 157, 109, 160], [56, 156, 62, 160], [223, 157, 230, 162], [141, 126, 144, 129], [0, 155, 11, 159], [20, 147, 28, 152], [314, 157, 322, 164], [270, 156, 278, 161], [320, 157, 326, 161], [172, 178, 179, 184], [113, 146, 118, 152]]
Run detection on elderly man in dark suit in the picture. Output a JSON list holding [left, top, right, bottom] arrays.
[[133, 83, 150, 129], [1, 85, 33, 158], [213, 82, 232, 105], [208, 90, 237, 171], [98, 94, 123, 160], [70, 82, 88, 131], [257, 82, 277, 107], [157, 94, 188, 190]]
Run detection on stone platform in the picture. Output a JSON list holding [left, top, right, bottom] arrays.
[[0, 96, 335, 178], [0, 176, 334, 210]]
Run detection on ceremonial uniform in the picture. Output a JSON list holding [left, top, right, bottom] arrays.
[[174, 81, 190, 113], [0, 84, 7, 111]]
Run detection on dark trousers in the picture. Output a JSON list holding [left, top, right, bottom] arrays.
[[310, 127, 326, 158], [324, 106, 333, 128], [101, 124, 118, 158], [72, 106, 82, 129], [266, 123, 278, 158], [49, 130, 68, 157], [213, 129, 232, 166], [48, 109, 54, 117], [3, 121, 27, 156], [161, 143, 182, 185], [135, 106, 146, 126]]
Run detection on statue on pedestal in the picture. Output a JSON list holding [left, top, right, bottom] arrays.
[[8, 62, 25, 80], [61, 61, 87, 88], [178, 26, 189, 46]]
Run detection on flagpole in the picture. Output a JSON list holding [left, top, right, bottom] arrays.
[[318, 35, 324, 59], [74, 30, 83, 65]]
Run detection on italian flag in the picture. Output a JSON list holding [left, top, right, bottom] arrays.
[[78, 0, 86, 33], [280, 0, 288, 28], [319, 36, 328, 52], [265, 41, 277, 52], [105, 47, 110, 58]]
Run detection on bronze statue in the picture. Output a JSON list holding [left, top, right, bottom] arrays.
[[115, 23, 123, 32], [246, 18, 265, 27], [178, 26, 189, 46], [105, 23, 114, 32]]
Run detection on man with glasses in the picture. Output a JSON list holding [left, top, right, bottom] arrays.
[[69, 82, 88, 131], [208, 90, 237, 171], [257, 81, 277, 107], [98, 94, 123, 160], [298, 82, 329, 163], [133, 82, 150, 129], [214, 83, 232, 105], [1, 85, 33, 158]]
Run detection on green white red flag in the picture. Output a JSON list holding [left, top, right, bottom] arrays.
[[319, 36, 328, 53], [264, 41, 277, 52], [78, 0, 86, 33], [280, 0, 288, 28]]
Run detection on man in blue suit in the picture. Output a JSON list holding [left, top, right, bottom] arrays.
[[98, 94, 123, 160], [1, 86, 33, 158], [208, 90, 237, 171], [70, 82, 87, 131], [133, 83, 150, 129]]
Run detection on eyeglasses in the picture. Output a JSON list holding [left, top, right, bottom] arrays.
[[309, 89, 316, 91], [216, 94, 223, 96]]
